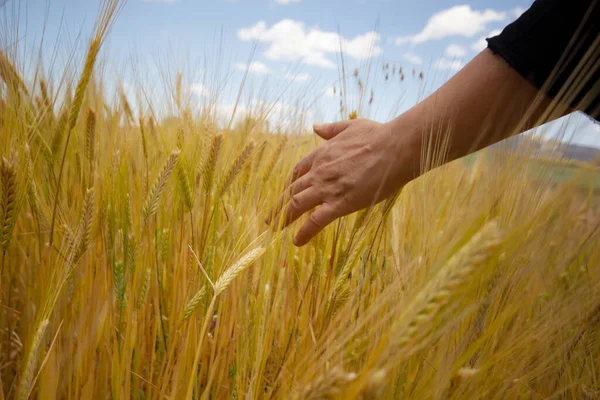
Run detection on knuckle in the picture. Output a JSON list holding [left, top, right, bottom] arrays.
[[290, 194, 301, 209], [313, 164, 329, 178], [308, 213, 322, 228]]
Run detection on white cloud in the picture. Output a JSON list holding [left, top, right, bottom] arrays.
[[285, 72, 310, 81], [445, 44, 466, 57], [434, 58, 464, 71], [324, 87, 336, 97], [238, 20, 382, 68], [471, 28, 502, 52], [235, 61, 271, 75], [215, 99, 305, 129], [190, 83, 209, 97], [395, 5, 505, 45], [275, 0, 300, 4], [403, 52, 423, 65]]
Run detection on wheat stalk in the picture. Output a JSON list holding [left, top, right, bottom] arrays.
[[214, 247, 265, 296], [18, 319, 49, 400], [142, 151, 180, 223]]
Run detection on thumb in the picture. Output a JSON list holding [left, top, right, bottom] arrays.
[[313, 120, 352, 140]]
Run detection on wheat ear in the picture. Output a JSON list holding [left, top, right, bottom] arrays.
[[176, 159, 194, 212], [297, 367, 357, 400], [0, 50, 28, 95], [85, 109, 96, 164], [49, 0, 123, 246], [344, 221, 501, 399], [113, 260, 126, 309], [262, 137, 287, 183], [182, 286, 207, 320], [202, 134, 222, 194], [394, 220, 502, 349], [71, 187, 95, 265], [219, 141, 254, 195], [1, 157, 19, 253], [26, 154, 47, 230], [138, 266, 152, 308], [142, 151, 180, 223], [214, 247, 265, 296], [39, 78, 51, 111], [18, 319, 49, 400]]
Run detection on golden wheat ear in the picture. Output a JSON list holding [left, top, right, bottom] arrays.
[[142, 150, 180, 224], [176, 158, 194, 212], [48, 0, 124, 247], [1, 157, 19, 254], [17, 319, 49, 400], [182, 286, 207, 321], [214, 247, 266, 296], [219, 141, 255, 196], [201, 134, 223, 195]]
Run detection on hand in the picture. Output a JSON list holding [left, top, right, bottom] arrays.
[[266, 117, 421, 246]]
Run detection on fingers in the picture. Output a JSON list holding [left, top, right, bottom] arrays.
[[291, 151, 316, 182], [265, 175, 312, 224], [313, 120, 352, 140], [281, 187, 322, 227], [293, 204, 338, 247]]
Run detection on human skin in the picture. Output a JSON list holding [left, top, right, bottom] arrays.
[[267, 49, 567, 247]]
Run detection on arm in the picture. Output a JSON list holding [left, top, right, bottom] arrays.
[[267, 49, 562, 247], [395, 48, 559, 166], [268, 0, 599, 246]]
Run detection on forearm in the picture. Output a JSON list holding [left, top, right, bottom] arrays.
[[390, 49, 567, 176]]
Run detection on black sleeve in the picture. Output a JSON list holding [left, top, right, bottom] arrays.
[[486, 0, 599, 120]]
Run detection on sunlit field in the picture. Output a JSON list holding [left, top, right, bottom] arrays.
[[1, 1, 599, 399]]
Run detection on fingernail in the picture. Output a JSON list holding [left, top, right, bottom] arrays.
[[313, 123, 325, 131]]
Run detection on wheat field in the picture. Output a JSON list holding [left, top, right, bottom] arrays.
[[1, 1, 599, 399]]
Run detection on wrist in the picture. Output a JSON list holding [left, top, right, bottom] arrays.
[[385, 112, 425, 183]]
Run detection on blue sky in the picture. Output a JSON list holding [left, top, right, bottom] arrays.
[[4, 0, 599, 147]]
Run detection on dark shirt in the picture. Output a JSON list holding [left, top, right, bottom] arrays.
[[487, 0, 599, 120]]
